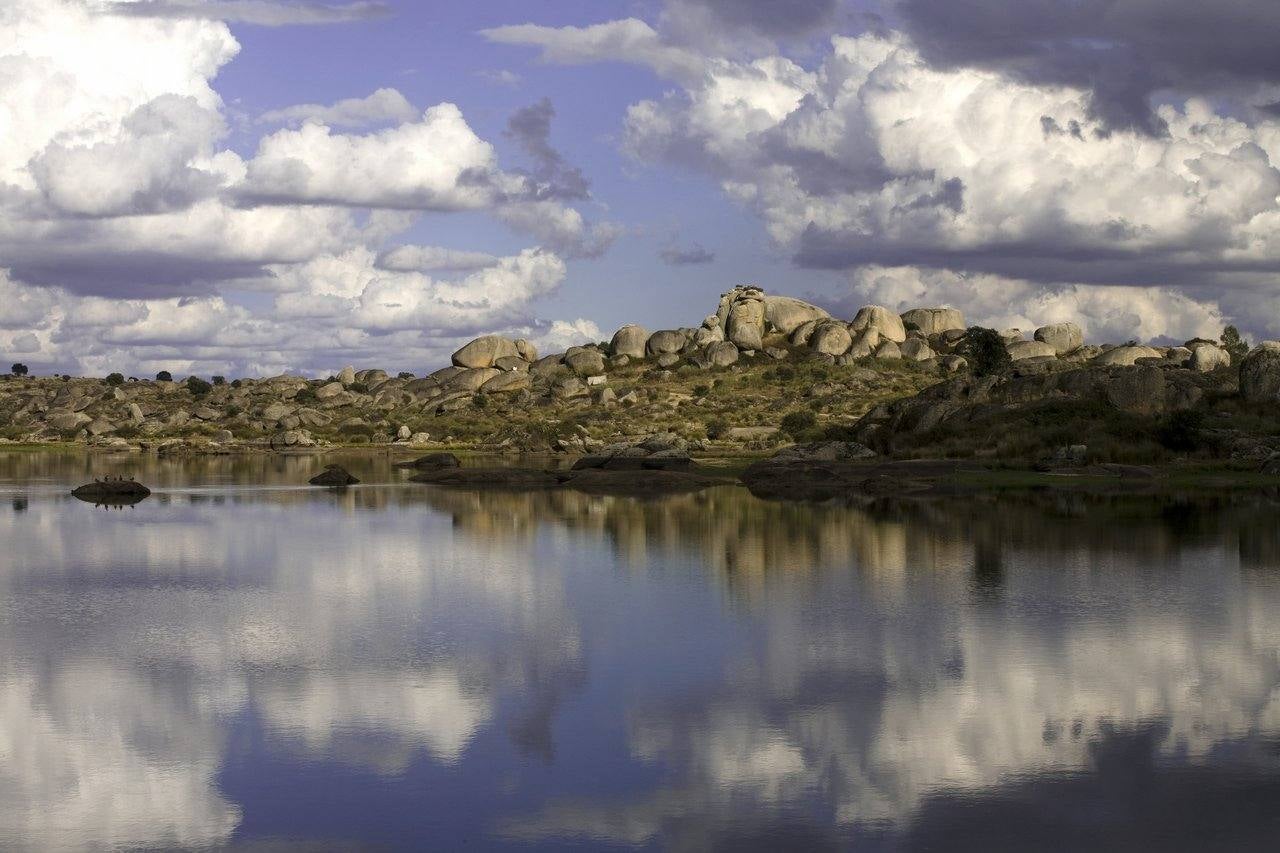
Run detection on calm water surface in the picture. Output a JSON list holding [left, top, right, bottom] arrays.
[[3, 451, 1280, 850]]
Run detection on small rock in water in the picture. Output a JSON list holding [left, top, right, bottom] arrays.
[[395, 453, 461, 470], [71, 475, 151, 504], [309, 465, 359, 487]]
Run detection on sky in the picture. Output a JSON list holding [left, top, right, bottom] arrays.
[[3, 0, 1280, 377]]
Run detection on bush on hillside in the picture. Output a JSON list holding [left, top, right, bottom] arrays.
[[957, 327, 1011, 377]]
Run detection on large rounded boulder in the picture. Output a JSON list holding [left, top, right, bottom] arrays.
[[1241, 342, 1280, 402], [480, 371, 532, 394], [726, 294, 766, 351], [1188, 343, 1230, 373], [452, 335, 518, 369], [810, 321, 852, 356], [1093, 345, 1161, 366], [564, 347, 607, 377], [764, 295, 829, 335], [901, 307, 964, 336], [1034, 322, 1083, 355], [705, 341, 740, 367], [646, 330, 687, 356], [443, 368, 501, 393], [850, 305, 906, 343], [610, 325, 649, 359], [1006, 340, 1058, 361]]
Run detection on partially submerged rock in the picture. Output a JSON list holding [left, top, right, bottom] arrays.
[[309, 465, 359, 486], [770, 441, 877, 463], [572, 433, 692, 471], [71, 476, 151, 504], [409, 432, 727, 494], [395, 452, 461, 470]]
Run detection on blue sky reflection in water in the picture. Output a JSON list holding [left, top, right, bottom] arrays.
[[3, 455, 1280, 849]]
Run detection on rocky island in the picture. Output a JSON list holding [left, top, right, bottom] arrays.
[[4, 284, 1279, 480]]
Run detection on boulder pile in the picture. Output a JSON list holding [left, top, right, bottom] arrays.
[[0, 281, 1254, 456]]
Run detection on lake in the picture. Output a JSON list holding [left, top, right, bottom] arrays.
[[3, 451, 1280, 850]]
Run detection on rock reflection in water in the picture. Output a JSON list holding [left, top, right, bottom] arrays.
[[2, 453, 1280, 849]]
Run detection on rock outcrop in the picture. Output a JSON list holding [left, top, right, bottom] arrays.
[[722, 286, 767, 350], [764, 295, 829, 334], [452, 336, 520, 369], [0, 282, 1259, 460], [1241, 342, 1280, 402], [610, 325, 649, 359], [850, 306, 907, 343], [1034, 322, 1083, 355], [1094, 345, 1161, 366], [901, 308, 964, 336], [854, 360, 1228, 451]]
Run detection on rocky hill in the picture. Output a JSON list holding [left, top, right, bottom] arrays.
[[0, 284, 1269, 466]]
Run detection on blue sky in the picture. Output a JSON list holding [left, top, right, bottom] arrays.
[[211, 0, 843, 333], [2, 0, 1280, 376]]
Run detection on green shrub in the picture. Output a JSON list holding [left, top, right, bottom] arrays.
[[212, 375, 226, 386], [231, 379, 243, 388], [472, 393, 489, 409], [780, 409, 817, 440], [9, 363, 28, 376], [155, 370, 173, 382], [706, 418, 728, 440], [105, 373, 124, 386], [349, 382, 369, 394], [693, 384, 711, 397], [1221, 326, 1249, 365], [397, 372, 415, 380], [186, 377, 212, 397], [294, 386, 317, 403], [956, 327, 1011, 377]]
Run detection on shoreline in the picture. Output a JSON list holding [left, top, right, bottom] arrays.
[[7, 442, 1280, 497]]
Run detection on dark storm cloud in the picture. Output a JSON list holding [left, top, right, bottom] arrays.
[[668, 0, 840, 38], [896, 0, 1280, 135], [794, 224, 1280, 290], [505, 98, 591, 202], [659, 242, 715, 266], [5, 251, 271, 298]]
